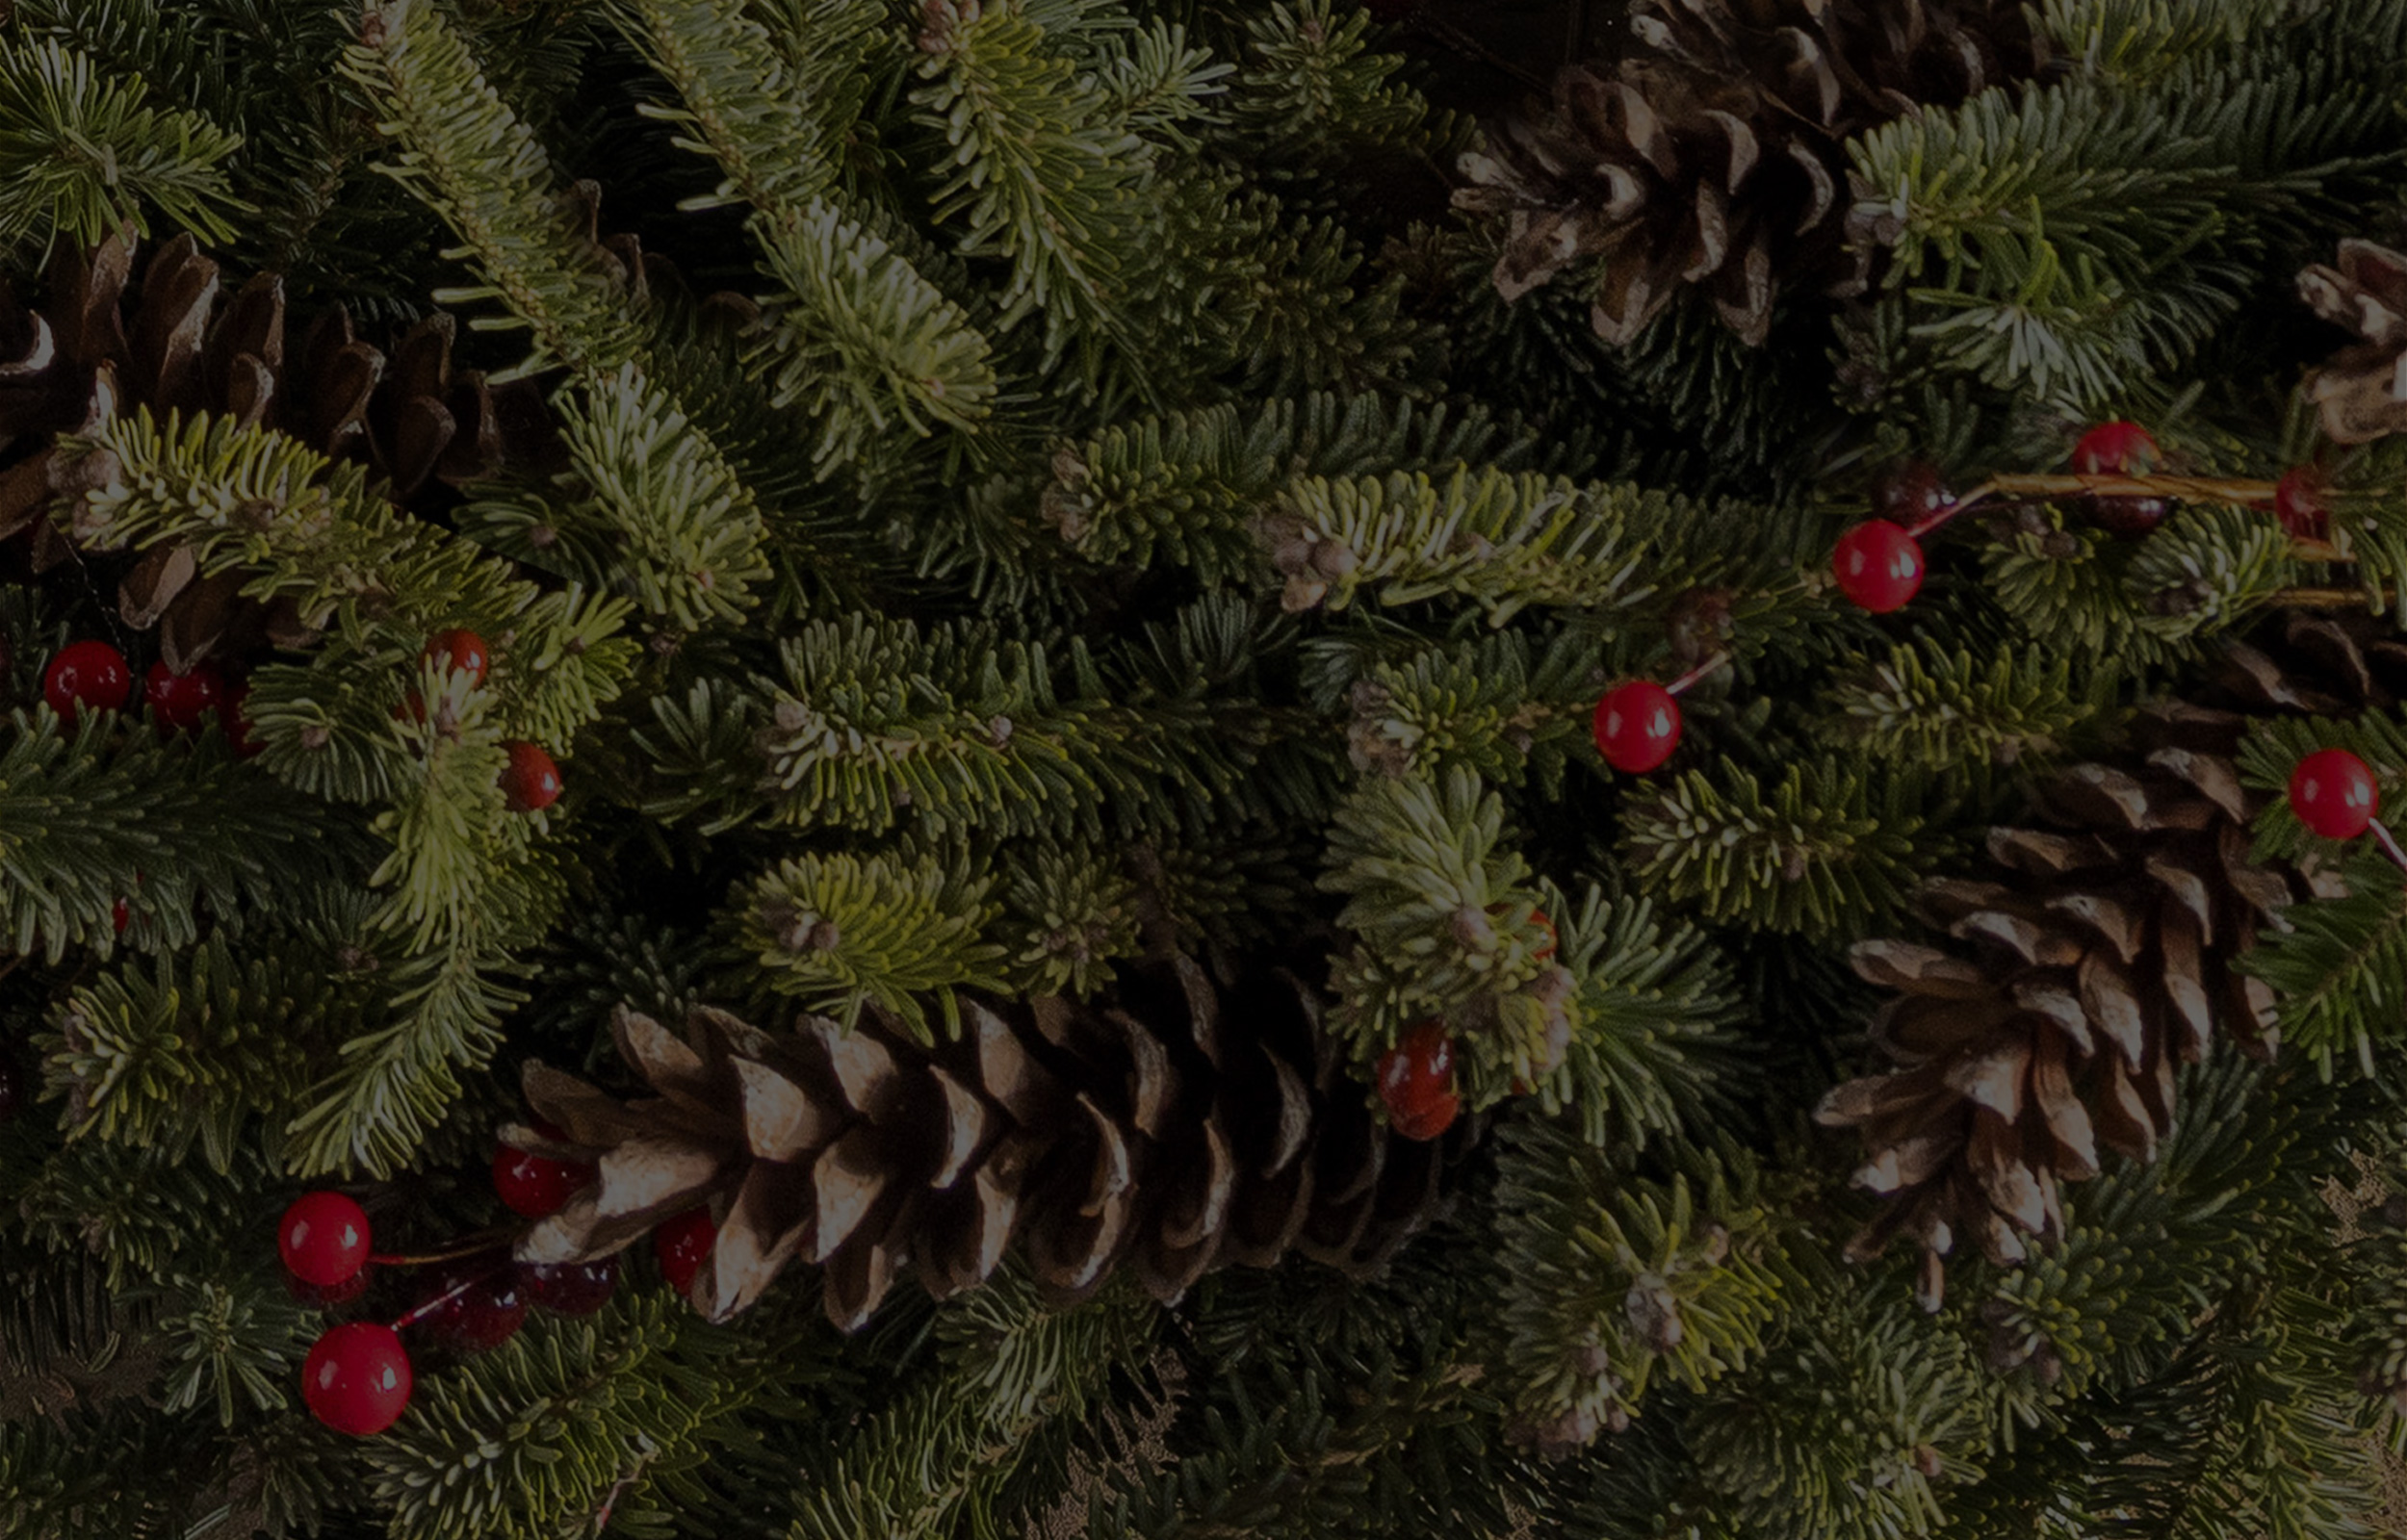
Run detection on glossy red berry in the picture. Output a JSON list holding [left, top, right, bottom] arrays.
[[302, 1322, 413, 1436], [424, 629, 491, 687], [492, 1143, 591, 1218], [1872, 462, 1955, 531], [2071, 421, 2161, 475], [522, 1255, 619, 1317], [279, 1192, 374, 1288], [1592, 680, 1682, 774], [43, 641, 131, 724], [1831, 521, 1925, 613], [2275, 466, 2330, 542], [221, 680, 264, 757], [1375, 1022, 1461, 1142], [654, 1208, 715, 1296], [144, 659, 225, 735], [415, 1262, 527, 1354], [500, 742, 561, 812], [2289, 748, 2379, 840], [112, 897, 130, 935]]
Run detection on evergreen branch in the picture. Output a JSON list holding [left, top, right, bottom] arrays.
[[733, 847, 1011, 1040], [1542, 888, 1742, 1151], [910, 0, 1153, 381], [1045, 392, 1536, 585], [1815, 637, 2121, 787], [43, 935, 357, 1172], [341, 0, 647, 380], [1618, 759, 1935, 940], [1320, 767, 1569, 1097], [1264, 468, 1719, 626], [1490, 1123, 1787, 1441], [0, 712, 332, 963], [1980, 500, 2298, 665], [0, 37, 248, 255], [368, 1292, 820, 1540], [606, 0, 999, 466], [546, 363, 772, 627]]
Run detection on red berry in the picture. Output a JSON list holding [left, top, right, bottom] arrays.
[[1375, 1022, 1461, 1142], [1831, 521, 1925, 613], [1592, 680, 1682, 774], [1873, 462, 1955, 530], [492, 1143, 591, 1218], [654, 1208, 715, 1296], [2290, 748, 2380, 840], [302, 1322, 413, 1436], [222, 680, 264, 757], [522, 1255, 619, 1317], [279, 1192, 374, 1288], [415, 1261, 527, 1354], [2275, 466, 2330, 542], [424, 629, 491, 687], [143, 659, 225, 735], [112, 897, 129, 935], [2071, 421, 2161, 475], [42, 641, 131, 724], [500, 742, 561, 812]]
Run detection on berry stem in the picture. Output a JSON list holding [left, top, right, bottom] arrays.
[[1663, 652, 1729, 698], [2268, 587, 2374, 610], [387, 1258, 515, 1331], [1907, 473, 2337, 556], [367, 1229, 522, 1269], [2371, 819, 2407, 877]]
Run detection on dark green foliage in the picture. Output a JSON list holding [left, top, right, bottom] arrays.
[[1, 0, 2406, 1534]]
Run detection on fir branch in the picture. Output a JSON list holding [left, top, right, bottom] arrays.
[[1489, 1122, 1788, 1443], [1264, 468, 1727, 626], [734, 847, 1011, 1040], [910, 0, 1153, 382], [0, 37, 248, 256], [341, 0, 647, 380], [1618, 759, 1935, 940]]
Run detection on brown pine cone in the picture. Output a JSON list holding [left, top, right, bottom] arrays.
[[505, 958, 1469, 1331], [0, 230, 555, 668], [1819, 704, 2292, 1295], [1453, 0, 2045, 346], [1822, 612, 2404, 1296]]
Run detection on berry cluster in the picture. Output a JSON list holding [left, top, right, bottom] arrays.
[[1828, 423, 2331, 616], [34, 627, 566, 811], [275, 1126, 719, 1436]]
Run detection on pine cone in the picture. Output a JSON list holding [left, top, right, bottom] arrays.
[[506, 959, 1468, 1330], [1819, 705, 2291, 1290], [1453, 0, 2044, 346], [1822, 613, 2401, 1292], [0, 230, 556, 668], [2299, 239, 2407, 445]]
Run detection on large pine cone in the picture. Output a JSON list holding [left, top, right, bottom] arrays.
[[2298, 239, 2407, 446], [1821, 613, 2402, 1296], [1454, 0, 2045, 345], [506, 959, 1467, 1330], [0, 230, 552, 668]]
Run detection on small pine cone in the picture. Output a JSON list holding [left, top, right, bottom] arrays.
[[1819, 704, 2292, 1270], [508, 959, 1470, 1331], [1454, 0, 2046, 346]]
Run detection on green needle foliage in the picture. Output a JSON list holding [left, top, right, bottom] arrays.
[[1, 0, 2407, 1534]]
